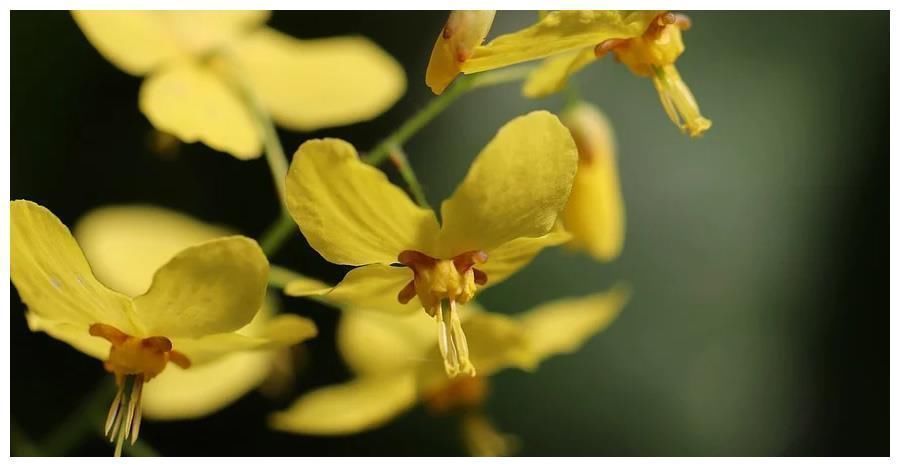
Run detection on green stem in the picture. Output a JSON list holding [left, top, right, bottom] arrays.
[[258, 65, 535, 257], [219, 53, 290, 204], [363, 75, 475, 166], [259, 211, 297, 257], [468, 64, 534, 90], [258, 112, 289, 204], [388, 146, 430, 209]]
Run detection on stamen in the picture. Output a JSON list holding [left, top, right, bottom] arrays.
[[435, 300, 475, 378], [104, 375, 147, 456], [651, 65, 711, 137], [448, 299, 475, 376], [672, 13, 692, 30], [104, 383, 125, 437], [397, 250, 485, 377], [397, 280, 417, 305], [436, 303, 459, 376], [594, 38, 627, 58], [129, 378, 144, 445]]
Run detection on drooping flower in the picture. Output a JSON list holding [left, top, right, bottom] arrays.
[[524, 12, 712, 137], [268, 288, 629, 456], [73, 205, 318, 420], [560, 102, 625, 261], [426, 10, 659, 94], [283, 111, 577, 377], [72, 11, 406, 159], [425, 10, 710, 138], [10, 200, 315, 455]]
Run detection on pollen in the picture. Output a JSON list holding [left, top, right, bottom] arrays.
[[396, 249, 488, 377]]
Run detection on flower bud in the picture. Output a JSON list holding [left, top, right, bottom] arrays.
[[426, 10, 496, 94], [560, 102, 625, 261]]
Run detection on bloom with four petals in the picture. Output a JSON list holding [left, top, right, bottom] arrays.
[[10, 200, 315, 455], [73, 10, 406, 159], [282, 111, 577, 377], [73, 205, 318, 420]]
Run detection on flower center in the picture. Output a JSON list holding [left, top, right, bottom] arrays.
[[88, 323, 191, 456], [396, 250, 488, 377]]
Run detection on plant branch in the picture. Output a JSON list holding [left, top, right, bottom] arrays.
[[388, 145, 430, 209]]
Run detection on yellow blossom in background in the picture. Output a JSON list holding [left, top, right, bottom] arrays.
[[269, 288, 629, 456], [72, 11, 406, 159], [10, 200, 316, 455], [74, 205, 318, 420], [560, 102, 625, 261], [282, 111, 577, 377], [524, 12, 711, 137]]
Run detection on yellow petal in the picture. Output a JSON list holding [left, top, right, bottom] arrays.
[[519, 285, 630, 362], [282, 276, 332, 298], [415, 310, 530, 392], [132, 236, 268, 338], [338, 308, 434, 376], [479, 226, 571, 287], [71, 11, 269, 75], [270, 373, 417, 435], [522, 48, 597, 98], [439, 111, 577, 256], [159, 10, 270, 54], [425, 11, 496, 94], [10, 200, 137, 333], [142, 306, 316, 420], [286, 264, 417, 315], [25, 312, 110, 361], [142, 349, 272, 420], [71, 11, 185, 75], [560, 103, 625, 261], [285, 139, 441, 265], [230, 27, 406, 131], [139, 62, 262, 159], [173, 314, 317, 365], [462, 11, 660, 74], [74, 205, 233, 297]]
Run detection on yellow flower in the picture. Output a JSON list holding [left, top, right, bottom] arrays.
[[524, 12, 712, 137], [72, 11, 406, 159], [283, 111, 577, 377], [73, 205, 318, 420], [426, 10, 659, 94], [268, 287, 629, 455], [10, 200, 315, 455], [560, 102, 625, 261]]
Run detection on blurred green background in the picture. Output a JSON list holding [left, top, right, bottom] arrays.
[[10, 11, 887, 456]]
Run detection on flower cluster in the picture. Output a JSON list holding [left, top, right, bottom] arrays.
[[10, 10, 711, 456]]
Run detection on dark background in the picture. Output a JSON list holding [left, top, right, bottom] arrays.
[[10, 11, 888, 456]]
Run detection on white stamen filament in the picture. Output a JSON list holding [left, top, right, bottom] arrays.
[[104, 375, 145, 457], [435, 299, 475, 378]]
